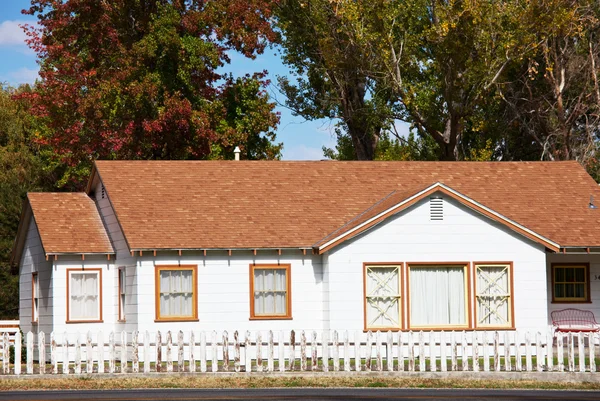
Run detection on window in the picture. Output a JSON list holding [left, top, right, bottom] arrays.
[[475, 263, 513, 328], [552, 264, 590, 302], [67, 269, 102, 322], [32, 273, 39, 323], [364, 264, 402, 330], [118, 268, 126, 321], [250, 264, 291, 319], [155, 265, 198, 321], [408, 264, 469, 329]]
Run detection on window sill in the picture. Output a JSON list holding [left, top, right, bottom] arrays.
[[364, 327, 402, 332], [249, 316, 293, 321], [551, 300, 592, 304], [154, 319, 199, 323], [66, 320, 104, 324]]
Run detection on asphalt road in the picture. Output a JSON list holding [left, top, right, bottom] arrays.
[[1, 388, 600, 401]]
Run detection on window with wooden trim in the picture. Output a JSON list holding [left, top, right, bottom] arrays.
[[155, 265, 198, 321], [67, 269, 102, 322], [475, 264, 513, 328], [552, 264, 589, 302], [118, 268, 126, 321], [32, 272, 39, 323], [408, 264, 469, 329], [250, 264, 291, 319], [364, 265, 402, 330]]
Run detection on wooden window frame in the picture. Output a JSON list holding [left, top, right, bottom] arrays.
[[249, 264, 292, 320], [118, 267, 126, 322], [474, 262, 515, 330], [154, 265, 198, 322], [66, 268, 103, 324], [406, 262, 472, 331], [31, 272, 38, 324], [363, 263, 404, 332], [551, 263, 591, 303]]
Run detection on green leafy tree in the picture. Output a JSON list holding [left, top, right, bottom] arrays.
[[276, 0, 396, 160], [0, 85, 54, 319], [23, 0, 282, 188]]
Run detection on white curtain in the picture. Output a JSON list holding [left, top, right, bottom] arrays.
[[159, 270, 193, 317], [70, 272, 99, 320], [410, 266, 465, 326], [477, 266, 509, 326], [366, 267, 400, 328], [254, 269, 287, 315]]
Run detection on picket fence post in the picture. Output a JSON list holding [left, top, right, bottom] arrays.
[[233, 331, 239, 373], [333, 330, 339, 372], [211, 331, 218, 373], [482, 331, 489, 372], [98, 331, 105, 374], [256, 331, 262, 373], [190, 331, 197, 373], [354, 331, 361, 372], [86, 331, 93, 374], [15, 330, 22, 375], [75, 333, 81, 374], [301, 331, 307, 371], [132, 331, 139, 373], [26, 331, 33, 374], [439, 331, 446, 372], [267, 330, 274, 372], [312, 331, 318, 371], [201, 331, 207, 373], [143, 331, 150, 374], [322, 331, 329, 372], [62, 332, 69, 375], [222, 331, 229, 372], [386, 331, 393, 372]]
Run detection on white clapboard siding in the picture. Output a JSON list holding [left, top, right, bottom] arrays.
[[5, 329, 599, 375]]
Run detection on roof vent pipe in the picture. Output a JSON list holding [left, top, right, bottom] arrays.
[[590, 195, 597, 209], [234, 146, 241, 161]]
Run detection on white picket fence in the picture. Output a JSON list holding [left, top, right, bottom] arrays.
[[1, 329, 599, 375]]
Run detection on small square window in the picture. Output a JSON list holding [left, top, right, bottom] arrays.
[[155, 265, 198, 321], [250, 265, 291, 319], [552, 265, 589, 302], [67, 269, 102, 322]]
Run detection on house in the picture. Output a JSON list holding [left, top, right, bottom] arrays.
[[11, 160, 600, 340]]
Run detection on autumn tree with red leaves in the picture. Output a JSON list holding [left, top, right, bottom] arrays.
[[22, 0, 281, 187]]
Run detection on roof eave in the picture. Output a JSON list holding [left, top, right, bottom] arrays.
[[9, 196, 36, 265]]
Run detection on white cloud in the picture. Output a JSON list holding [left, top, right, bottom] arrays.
[[0, 20, 29, 47], [282, 144, 326, 160], [8, 67, 39, 84]]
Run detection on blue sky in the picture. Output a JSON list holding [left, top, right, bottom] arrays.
[[0, 1, 337, 160]]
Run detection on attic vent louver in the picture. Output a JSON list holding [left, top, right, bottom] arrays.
[[430, 197, 443, 221], [101, 185, 105, 199]]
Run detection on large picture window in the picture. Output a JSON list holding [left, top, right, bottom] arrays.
[[67, 269, 102, 322], [155, 265, 198, 321], [364, 264, 402, 330], [250, 264, 291, 319], [408, 264, 469, 329], [552, 264, 590, 302], [475, 263, 513, 328]]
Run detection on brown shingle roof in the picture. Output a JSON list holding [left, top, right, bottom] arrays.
[[28, 193, 114, 254], [92, 160, 600, 250]]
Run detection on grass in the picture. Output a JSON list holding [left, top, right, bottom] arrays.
[[1, 375, 600, 391]]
